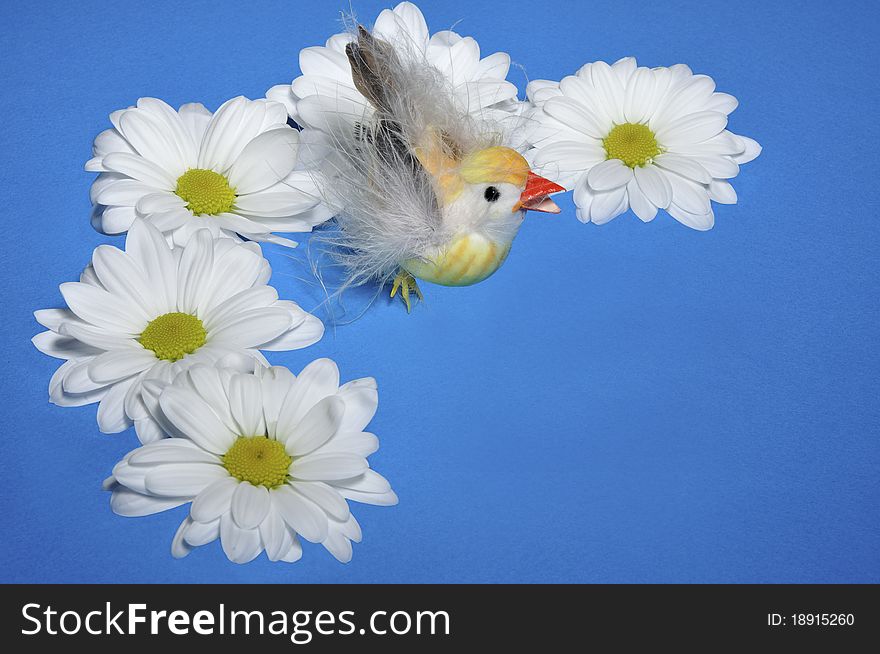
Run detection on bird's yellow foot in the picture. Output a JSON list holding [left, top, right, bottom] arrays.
[[389, 270, 423, 313]]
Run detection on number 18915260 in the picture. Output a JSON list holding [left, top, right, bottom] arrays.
[[768, 613, 855, 627]]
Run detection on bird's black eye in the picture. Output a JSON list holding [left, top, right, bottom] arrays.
[[484, 186, 500, 202]]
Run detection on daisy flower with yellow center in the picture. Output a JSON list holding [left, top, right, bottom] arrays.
[[105, 360, 397, 564], [86, 96, 334, 247], [32, 220, 324, 443], [526, 58, 761, 229]]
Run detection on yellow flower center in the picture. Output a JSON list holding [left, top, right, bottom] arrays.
[[602, 123, 661, 168], [139, 312, 207, 361], [175, 168, 236, 215], [223, 436, 292, 488]]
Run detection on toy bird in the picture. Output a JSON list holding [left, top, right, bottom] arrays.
[[312, 26, 564, 311]]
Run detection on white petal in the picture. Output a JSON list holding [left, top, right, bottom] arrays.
[[705, 92, 739, 115], [623, 67, 657, 124], [272, 486, 328, 543], [627, 178, 658, 222], [208, 307, 293, 348], [227, 128, 300, 195], [336, 377, 378, 433], [374, 1, 429, 50], [322, 530, 353, 563], [668, 202, 715, 231], [92, 127, 134, 158], [128, 439, 221, 465], [587, 159, 633, 191], [136, 192, 187, 215], [612, 56, 637, 84], [125, 220, 177, 310], [338, 488, 399, 506], [181, 365, 238, 433], [259, 308, 324, 352], [475, 51, 510, 80], [100, 205, 140, 234], [527, 79, 562, 104], [665, 170, 711, 215], [317, 431, 380, 457], [61, 358, 107, 393], [199, 97, 278, 172], [653, 75, 716, 126], [171, 517, 193, 558], [212, 212, 274, 239], [589, 60, 626, 123], [136, 97, 199, 166], [280, 533, 303, 562], [118, 108, 187, 177], [231, 482, 271, 530], [732, 135, 762, 164], [572, 176, 594, 221], [292, 452, 368, 481], [332, 469, 392, 495], [338, 513, 362, 542], [275, 358, 340, 435], [176, 229, 215, 314], [178, 102, 213, 144], [457, 79, 518, 111], [135, 417, 167, 444], [111, 488, 188, 516], [285, 395, 345, 456], [654, 153, 712, 184], [290, 480, 349, 521], [258, 507, 292, 561], [531, 140, 606, 189], [91, 244, 160, 316], [102, 152, 176, 189], [634, 164, 673, 209], [590, 186, 629, 224], [58, 321, 135, 353], [708, 179, 738, 204], [265, 84, 297, 118], [234, 189, 320, 219], [111, 457, 148, 493], [220, 512, 263, 564], [257, 366, 297, 435], [294, 93, 367, 134], [655, 111, 727, 147], [88, 349, 155, 385], [190, 476, 239, 522], [227, 373, 265, 437], [59, 282, 147, 333], [184, 517, 220, 546], [299, 45, 353, 81], [96, 376, 137, 433], [35, 308, 75, 331], [691, 154, 739, 179], [543, 95, 606, 139], [159, 386, 237, 453], [144, 462, 226, 497], [201, 286, 278, 332], [32, 330, 102, 360]]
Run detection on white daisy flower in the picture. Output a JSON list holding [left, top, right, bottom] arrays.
[[86, 96, 334, 247], [526, 58, 762, 230], [105, 360, 397, 564], [266, 1, 521, 132], [32, 220, 324, 443]]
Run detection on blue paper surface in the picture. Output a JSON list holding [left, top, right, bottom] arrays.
[[1, 0, 878, 583]]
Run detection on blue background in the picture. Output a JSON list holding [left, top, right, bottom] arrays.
[[1, 0, 878, 583]]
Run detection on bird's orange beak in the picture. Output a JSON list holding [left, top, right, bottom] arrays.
[[514, 172, 565, 214]]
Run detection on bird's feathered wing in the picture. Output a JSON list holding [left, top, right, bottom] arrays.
[[309, 24, 507, 287]]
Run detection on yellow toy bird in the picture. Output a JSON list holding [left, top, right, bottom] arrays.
[[317, 26, 564, 311]]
